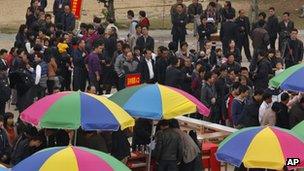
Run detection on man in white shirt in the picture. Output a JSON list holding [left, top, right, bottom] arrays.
[[259, 92, 273, 124], [138, 49, 155, 84]]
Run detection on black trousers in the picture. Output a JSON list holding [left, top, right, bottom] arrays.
[[54, 12, 63, 26], [237, 36, 252, 61], [269, 36, 277, 50], [172, 33, 186, 50], [157, 160, 179, 171], [47, 80, 55, 94], [90, 75, 103, 95], [0, 101, 5, 116], [117, 77, 125, 91], [285, 60, 297, 68], [73, 70, 87, 92], [60, 68, 71, 91], [33, 85, 46, 100]]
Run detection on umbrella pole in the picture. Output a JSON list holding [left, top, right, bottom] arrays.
[[147, 123, 156, 171], [74, 129, 77, 145]]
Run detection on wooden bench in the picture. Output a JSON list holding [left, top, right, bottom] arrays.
[[176, 116, 238, 134]]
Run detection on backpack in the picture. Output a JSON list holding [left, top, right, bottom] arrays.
[[0, 78, 11, 102]]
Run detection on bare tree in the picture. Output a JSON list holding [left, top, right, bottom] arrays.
[[97, 0, 116, 22], [250, 0, 259, 23]]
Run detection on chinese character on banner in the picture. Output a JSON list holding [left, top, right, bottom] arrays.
[[70, 0, 83, 19], [125, 73, 141, 87]]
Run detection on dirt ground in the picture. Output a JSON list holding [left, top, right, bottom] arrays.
[[0, 0, 303, 32]]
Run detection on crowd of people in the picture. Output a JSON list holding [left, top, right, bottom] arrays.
[[0, 0, 303, 170]]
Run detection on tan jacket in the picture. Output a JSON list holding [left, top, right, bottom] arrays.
[[261, 108, 276, 126]]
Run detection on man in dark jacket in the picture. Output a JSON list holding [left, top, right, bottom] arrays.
[[171, 4, 188, 50], [235, 10, 251, 61], [138, 49, 155, 84], [197, 15, 214, 50], [250, 16, 269, 72], [155, 48, 169, 84], [170, 0, 187, 20], [221, 53, 241, 73], [11, 127, 43, 166], [253, 52, 272, 90], [289, 97, 304, 128], [181, 57, 193, 93], [220, 1, 236, 22], [201, 72, 218, 122], [220, 14, 238, 55], [188, 0, 203, 36], [214, 67, 230, 124], [73, 39, 88, 92], [53, 0, 70, 25], [165, 57, 183, 88], [132, 118, 152, 150], [136, 26, 155, 52], [266, 7, 279, 50], [61, 5, 76, 32], [278, 12, 295, 52], [154, 120, 183, 171], [239, 89, 263, 128], [31, 0, 47, 11], [252, 12, 267, 31], [0, 49, 8, 74], [283, 29, 304, 68], [276, 93, 290, 129]]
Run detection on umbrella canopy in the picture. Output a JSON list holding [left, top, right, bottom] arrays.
[[109, 84, 210, 120], [0, 165, 9, 171], [291, 121, 304, 140], [216, 127, 304, 170], [269, 63, 304, 92], [21, 91, 135, 131], [12, 146, 131, 171]]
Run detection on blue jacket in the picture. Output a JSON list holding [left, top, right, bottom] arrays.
[[232, 98, 245, 125]]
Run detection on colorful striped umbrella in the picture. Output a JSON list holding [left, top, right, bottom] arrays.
[[0, 165, 9, 171], [291, 121, 304, 141], [269, 63, 304, 92], [216, 127, 304, 170], [12, 146, 131, 171], [21, 91, 135, 131], [109, 84, 210, 120]]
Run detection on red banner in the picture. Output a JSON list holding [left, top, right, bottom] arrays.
[[125, 74, 141, 87], [71, 0, 83, 20]]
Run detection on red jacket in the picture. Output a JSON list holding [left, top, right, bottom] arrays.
[[139, 18, 150, 28], [226, 94, 235, 122]]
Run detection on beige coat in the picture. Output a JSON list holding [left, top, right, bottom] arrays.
[[261, 108, 276, 126]]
